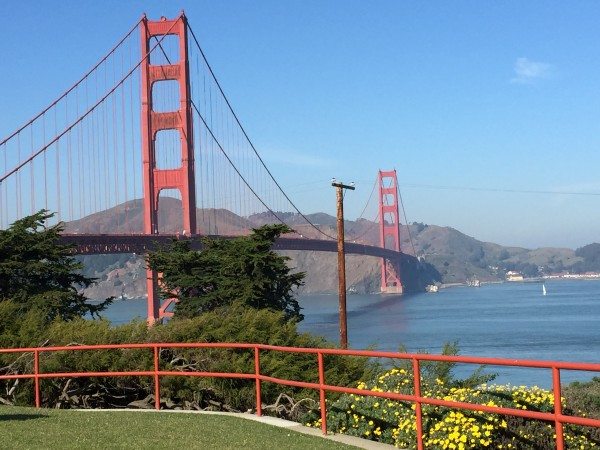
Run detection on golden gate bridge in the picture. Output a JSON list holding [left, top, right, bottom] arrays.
[[0, 13, 426, 323]]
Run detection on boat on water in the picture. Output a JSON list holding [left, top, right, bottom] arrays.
[[542, 283, 547, 296], [425, 284, 439, 293]]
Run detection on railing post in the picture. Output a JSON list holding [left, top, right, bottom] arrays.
[[34, 349, 40, 408], [412, 358, 424, 450], [318, 352, 327, 435], [153, 345, 160, 410], [552, 367, 564, 450], [254, 346, 262, 416]]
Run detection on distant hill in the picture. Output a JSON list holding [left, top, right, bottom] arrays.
[[72, 199, 587, 299], [406, 223, 582, 283], [571, 243, 600, 273], [65, 197, 255, 236]]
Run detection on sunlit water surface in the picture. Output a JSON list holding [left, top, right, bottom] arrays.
[[102, 280, 600, 386]]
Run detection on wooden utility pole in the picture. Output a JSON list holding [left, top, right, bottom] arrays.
[[332, 179, 355, 349]]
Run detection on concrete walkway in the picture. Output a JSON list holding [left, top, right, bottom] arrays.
[[77, 409, 396, 450], [206, 411, 396, 450]]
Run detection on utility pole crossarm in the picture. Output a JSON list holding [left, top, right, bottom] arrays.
[[331, 181, 356, 191]]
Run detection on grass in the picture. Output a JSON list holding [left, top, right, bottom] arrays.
[[0, 406, 356, 449]]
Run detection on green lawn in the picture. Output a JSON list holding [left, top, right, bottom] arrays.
[[0, 406, 355, 449]]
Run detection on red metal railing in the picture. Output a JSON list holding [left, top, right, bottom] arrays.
[[1, 343, 599, 449]]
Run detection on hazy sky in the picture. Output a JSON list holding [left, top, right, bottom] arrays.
[[2, 1, 600, 249]]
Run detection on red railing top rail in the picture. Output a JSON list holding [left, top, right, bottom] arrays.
[[2, 342, 599, 372]]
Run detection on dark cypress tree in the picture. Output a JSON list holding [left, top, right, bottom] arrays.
[[147, 224, 305, 321], [0, 210, 111, 322]]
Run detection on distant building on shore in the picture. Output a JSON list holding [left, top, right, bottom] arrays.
[[506, 271, 524, 282], [560, 272, 600, 279]]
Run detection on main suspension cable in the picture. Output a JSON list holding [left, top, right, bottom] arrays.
[[187, 24, 335, 240], [0, 18, 179, 184], [0, 19, 142, 148], [190, 99, 287, 228]]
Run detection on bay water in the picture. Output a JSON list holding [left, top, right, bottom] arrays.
[[102, 279, 600, 387]]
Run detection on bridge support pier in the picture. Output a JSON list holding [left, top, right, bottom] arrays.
[[382, 260, 403, 294], [146, 270, 159, 321], [140, 14, 196, 324], [378, 170, 404, 294]]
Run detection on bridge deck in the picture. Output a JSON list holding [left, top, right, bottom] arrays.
[[59, 234, 407, 261]]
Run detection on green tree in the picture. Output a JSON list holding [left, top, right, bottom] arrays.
[[147, 224, 305, 321], [0, 211, 111, 323]]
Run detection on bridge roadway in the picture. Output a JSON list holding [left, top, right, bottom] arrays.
[[59, 233, 406, 261]]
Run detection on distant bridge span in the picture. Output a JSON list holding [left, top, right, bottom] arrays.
[[59, 233, 408, 261], [59, 233, 430, 294]]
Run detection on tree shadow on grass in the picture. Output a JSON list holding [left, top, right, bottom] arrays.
[[0, 413, 49, 421]]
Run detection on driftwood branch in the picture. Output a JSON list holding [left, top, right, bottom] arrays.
[[263, 393, 318, 420]]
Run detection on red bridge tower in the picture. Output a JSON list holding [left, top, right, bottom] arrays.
[[378, 170, 403, 294], [140, 14, 196, 323]]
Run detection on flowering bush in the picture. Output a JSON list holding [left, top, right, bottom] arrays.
[[307, 368, 599, 449]]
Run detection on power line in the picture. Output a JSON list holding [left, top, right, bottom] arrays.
[[400, 183, 600, 197], [350, 179, 600, 197]]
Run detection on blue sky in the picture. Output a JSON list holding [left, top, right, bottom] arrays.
[[2, 1, 600, 248]]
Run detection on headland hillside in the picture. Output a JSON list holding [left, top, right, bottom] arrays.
[[68, 198, 598, 299]]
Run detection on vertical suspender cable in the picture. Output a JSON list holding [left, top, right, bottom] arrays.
[[91, 80, 97, 214], [201, 71, 207, 230], [102, 65, 109, 210], [66, 97, 73, 220], [209, 84, 215, 233], [128, 45, 137, 212], [0, 146, 3, 229], [2, 143, 6, 227], [85, 78, 93, 219], [29, 160, 34, 215], [112, 56, 120, 229], [76, 86, 83, 220], [218, 90, 224, 230], [397, 185, 417, 257], [16, 133, 21, 219], [121, 64, 129, 231], [67, 129, 73, 220], [55, 108, 61, 222], [81, 95, 87, 230], [30, 126, 35, 215], [42, 114, 48, 212]]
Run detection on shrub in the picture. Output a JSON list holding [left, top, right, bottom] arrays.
[[308, 368, 599, 449], [0, 305, 370, 416]]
